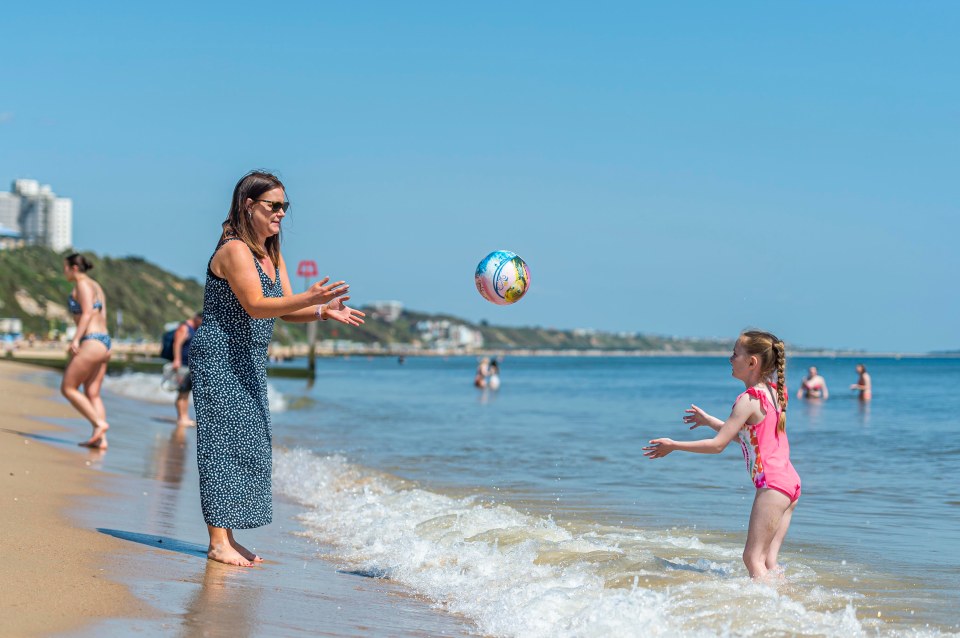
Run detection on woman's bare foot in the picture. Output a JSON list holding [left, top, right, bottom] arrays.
[[79, 435, 108, 449], [208, 542, 254, 567], [79, 421, 109, 448], [227, 534, 263, 562]]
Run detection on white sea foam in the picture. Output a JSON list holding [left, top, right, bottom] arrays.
[[103, 372, 288, 412], [274, 448, 949, 638]]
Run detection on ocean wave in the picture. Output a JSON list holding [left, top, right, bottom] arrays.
[[274, 448, 946, 638], [103, 372, 288, 412]]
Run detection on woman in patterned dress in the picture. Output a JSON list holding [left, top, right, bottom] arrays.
[[190, 170, 365, 567]]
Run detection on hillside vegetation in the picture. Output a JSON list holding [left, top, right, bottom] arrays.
[[0, 246, 203, 339], [0, 246, 732, 352]]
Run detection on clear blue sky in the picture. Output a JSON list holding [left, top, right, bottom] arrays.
[[2, 1, 957, 352]]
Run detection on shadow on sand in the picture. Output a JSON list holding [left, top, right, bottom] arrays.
[[1, 427, 76, 446], [97, 528, 208, 559]]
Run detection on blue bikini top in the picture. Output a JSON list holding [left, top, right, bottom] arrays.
[[68, 295, 103, 315]]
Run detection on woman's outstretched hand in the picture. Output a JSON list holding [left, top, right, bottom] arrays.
[[323, 296, 366, 326], [643, 438, 675, 459], [308, 277, 350, 305], [683, 404, 713, 430]]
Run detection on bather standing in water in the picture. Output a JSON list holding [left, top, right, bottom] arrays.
[[797, 366, 828, 400], [850, 363, 872, 402]]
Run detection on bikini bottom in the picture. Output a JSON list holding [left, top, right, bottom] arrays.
[[81, 332, 112, 351]]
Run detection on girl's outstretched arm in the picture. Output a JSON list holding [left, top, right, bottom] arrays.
[[643, 397, 755, 458], [683, 404, 724, 431]]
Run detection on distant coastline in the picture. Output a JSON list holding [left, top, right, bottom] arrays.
[[2, 247, 955, 357], [6, 340, 955, 368]]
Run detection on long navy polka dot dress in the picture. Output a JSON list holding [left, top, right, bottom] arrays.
[[189, 237, 283, 529]]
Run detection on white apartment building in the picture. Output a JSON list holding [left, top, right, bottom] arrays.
[[368, 300, 404, 323], [415, 319, 484, 350], [0, 179, 73, 251], [0, 192, 19, 231]]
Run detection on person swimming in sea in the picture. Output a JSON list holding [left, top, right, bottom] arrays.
[[797, 366, 828, 400], [487, 358, 501, 390], [474, 357, 490, 388], [850, 363, 872, 402]]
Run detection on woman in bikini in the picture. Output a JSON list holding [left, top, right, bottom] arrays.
[[797, 366, 828, 399], [62, 253, 112, 449], [850, 363, 872, 402]]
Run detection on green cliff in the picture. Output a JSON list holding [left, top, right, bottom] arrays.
[[0, 246, 731, 352], [0, 246, 203, 339]]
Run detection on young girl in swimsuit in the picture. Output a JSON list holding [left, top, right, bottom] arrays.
[[62, 253, 112, 449], [643, 330, 800, 580]]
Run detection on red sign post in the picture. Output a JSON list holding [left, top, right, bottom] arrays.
[[297, 260, 318, 290], [297, 260, 320, 378]]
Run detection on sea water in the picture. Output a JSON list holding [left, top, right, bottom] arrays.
[[106, 355, 960, 636]]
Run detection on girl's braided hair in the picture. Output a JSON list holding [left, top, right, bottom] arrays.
[[740, 330, 788, 433]]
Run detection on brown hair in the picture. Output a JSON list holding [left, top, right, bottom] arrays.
[[64, 253, 94, 272], [221, 170, 285, 263], [739, 330, 788, 433]]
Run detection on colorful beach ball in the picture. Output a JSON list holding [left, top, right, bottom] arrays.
[[474, 250, 531, 305]]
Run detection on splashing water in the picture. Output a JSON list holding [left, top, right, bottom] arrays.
[[274, 448, 945, 638], [103, 372, 288, 412]]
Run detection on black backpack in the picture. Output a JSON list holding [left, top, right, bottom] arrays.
[[159, 327, 177, 361]]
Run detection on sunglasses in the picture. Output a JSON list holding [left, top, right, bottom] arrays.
[[256, 199, 290, 213]]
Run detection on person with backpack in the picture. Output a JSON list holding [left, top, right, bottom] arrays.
[[168, 312, 203, 427]]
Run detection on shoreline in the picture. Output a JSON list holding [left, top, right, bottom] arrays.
[[5, 341, 953, 364], [0, 359, 478, 637], [3, 354, 955, 636], [0, 360, 156, 636]]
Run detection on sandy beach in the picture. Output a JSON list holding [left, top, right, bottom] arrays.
[[0, 359, 477, 638], [0, 360, 155, 635]]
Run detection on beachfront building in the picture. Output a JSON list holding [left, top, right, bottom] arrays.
[[368, 300, 404, 323], [0, 192, 19, 237], [0, 317, 23, 337], [0, 317, 23, 350], [0, 179, 73, 251], [0, 223, 22, 250], [415, 319, 484, 351]]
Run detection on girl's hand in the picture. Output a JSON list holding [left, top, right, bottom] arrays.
[[322, 297, 366, 327], [308, 277, 350, 305], [683, 404, 713, 430], [68, 339, 81, 356], [643, 438, 675, 459]]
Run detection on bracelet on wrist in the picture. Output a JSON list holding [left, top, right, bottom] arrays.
[[316, 305, 328, 320]]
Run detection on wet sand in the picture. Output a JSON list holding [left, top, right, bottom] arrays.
[[0, 360, 478, 637], [0, 360, 155, 636]]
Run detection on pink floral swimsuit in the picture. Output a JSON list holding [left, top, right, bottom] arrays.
[[735, 385, 801, 502]]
